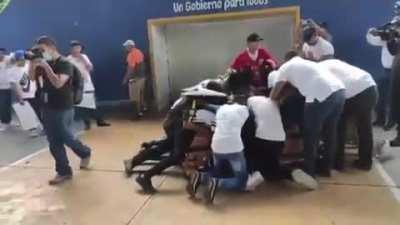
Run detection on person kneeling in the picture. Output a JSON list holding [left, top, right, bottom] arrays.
[[187, 103, 249, 204]]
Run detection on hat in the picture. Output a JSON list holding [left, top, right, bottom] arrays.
[[70, 40, 83, 47], [123, 40, 135, 47], [14, 50, 26, 61], [247, 33, 264, 42]]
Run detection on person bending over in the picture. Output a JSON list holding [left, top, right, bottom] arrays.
[[246, 96, 318, 190], [271, 56, 345, 178], [320, 59, 377, 171]]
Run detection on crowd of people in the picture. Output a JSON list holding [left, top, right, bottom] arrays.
[[123, 13, 400, 204], [1, 4, 400, 206]]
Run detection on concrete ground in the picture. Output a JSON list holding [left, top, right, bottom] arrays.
[[0, 118, 399, 225]]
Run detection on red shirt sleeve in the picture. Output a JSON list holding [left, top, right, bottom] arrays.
[[259, 48, 279, 69]]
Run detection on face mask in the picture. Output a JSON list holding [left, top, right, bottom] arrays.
[[43, 51, 53, 61]]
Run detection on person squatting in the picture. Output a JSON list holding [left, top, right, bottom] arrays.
[[124, 30, 378, 204]]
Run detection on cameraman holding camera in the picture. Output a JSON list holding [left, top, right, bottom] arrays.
[[29, 36, 92, 185], [366, 2, 400, 130]]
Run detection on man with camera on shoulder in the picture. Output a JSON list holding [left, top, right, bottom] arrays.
[[366, 2, 400, 130], [28, 36, 92, 185]]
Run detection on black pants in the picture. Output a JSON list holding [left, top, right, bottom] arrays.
[[376, 68, 392, 123], [249, 138, 292, 181], [76, 107, 105, 125], [392, 55, 400, 132], [0, 89, 12, 124], [143, 121, 195, 179], [336, 87, 378, 169], [27, 97, 43, 123]]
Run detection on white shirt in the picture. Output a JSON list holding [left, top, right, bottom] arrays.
[[247, 96, 285, 141], [211, 104, 249, 154], [320, 59, 376, 99], [193, 109, 216, 127], [366, 28, 394, 69], [0, 56, 11, 90], [67, 54, 95, 91], [302, 37, 335, 61], [275, 57, 345, 103], [0, 64, 25, 90]]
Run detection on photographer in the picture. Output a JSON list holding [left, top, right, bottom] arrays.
[[366, 4, 400, 129], [29, 36, 92, 185]]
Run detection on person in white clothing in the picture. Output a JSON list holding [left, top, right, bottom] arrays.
[[0, 48, 12, 131], [271, 56, 345, 177], [67, 41, 109, 130], [187, 102, 249, 204], [246, 96, 318, 191], [320, 59, 378, 171], [302, 26, 335, 62], [366, 5, 400, 129]]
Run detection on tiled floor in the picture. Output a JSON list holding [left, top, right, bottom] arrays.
[[0, 119, 399, 225]]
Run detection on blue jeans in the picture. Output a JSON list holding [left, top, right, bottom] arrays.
[[203, 152, 248, 191], [43, 108, 91, 176], [303, 90, 345, 176]]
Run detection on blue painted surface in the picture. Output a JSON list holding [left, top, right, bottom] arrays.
[[0, 0, 395, 100]]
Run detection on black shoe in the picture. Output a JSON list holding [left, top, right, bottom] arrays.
[[97, 120, 111, 127], [384, 121, 396, 131], [373, 120, 385, 127], [390, 136, 400, 147], [186, 171, 201, 198], [136, 175, 157, 194], [353, 160, 372, 171], [84, 120, 91, 130], [204, 178, 218, 204], [318, 168, 331, 178]]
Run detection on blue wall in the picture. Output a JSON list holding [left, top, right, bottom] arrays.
[[0, 0, 395, 101]]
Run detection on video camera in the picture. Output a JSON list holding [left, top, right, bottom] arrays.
[[373, 20, 400, 41], [24, 47, 43, 61]]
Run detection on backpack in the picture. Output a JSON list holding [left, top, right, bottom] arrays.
[[71, 64, 84, 105]]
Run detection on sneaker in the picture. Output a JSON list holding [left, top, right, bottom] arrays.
[[353, 160, 372, 171], [245, 171, 264, 191], [204, 178, 218, 204], [292, 169, 319, 191], [136, 175, 157, 194], [138, 112, 144, 117], [97, 120, 111, 127], [49, 174, 72, 186], [80, 155, 91, 170], [390, 136, 400, 147], [0, 124, 9, 132], [186, 171, 201, 197], [123, 159, 134, 177]]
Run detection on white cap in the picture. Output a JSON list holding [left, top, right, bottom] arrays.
[[123, 40, 135, 47], [268, 70, 279, 88]]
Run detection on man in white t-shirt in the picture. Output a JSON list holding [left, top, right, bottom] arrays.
[[366, 24, 398, 129], [271, 56, 345, 177], [320, 59, 377, 171], [68, 40, 110, 130], [302, 27, 335, 62], [187, 103, 249, 204], [246, 96, 318, 190], [0, 48, 12, 131]]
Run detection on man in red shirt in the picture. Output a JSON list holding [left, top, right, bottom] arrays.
[[231, 33, 278, 95]]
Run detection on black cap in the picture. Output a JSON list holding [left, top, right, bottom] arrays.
[[247, 33, 263, 42], [36, 35, 57, 46]]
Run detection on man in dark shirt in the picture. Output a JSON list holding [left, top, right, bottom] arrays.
[[29, 36, 92, 185]]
